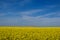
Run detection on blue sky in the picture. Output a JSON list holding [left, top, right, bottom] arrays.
[[0, 0, 60, 26]]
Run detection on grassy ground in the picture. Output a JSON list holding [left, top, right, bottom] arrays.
[[0, 26, 60, 40]]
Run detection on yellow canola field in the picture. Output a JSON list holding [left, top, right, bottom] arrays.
[[0, 27, 60, 40]]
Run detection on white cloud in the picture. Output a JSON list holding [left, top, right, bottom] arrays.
[[17, 9, 60, 17], [0, 9, 60, 26], [19, 9, 43, 16], [38, 11, 60, 18], [0, 9, 43, 17], [19, 11, 60, 26], [38, 13, 55, 18], [0, 9, 42, 17], [0, 15, 60, 26], [0, 13, 7, 16], [21, 16, 60, 26], [54, 12, 60, 17]]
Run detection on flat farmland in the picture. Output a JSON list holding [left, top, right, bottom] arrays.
[[0, 26, 60, 40]]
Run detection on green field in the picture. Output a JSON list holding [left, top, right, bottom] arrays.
[[0, 26, 60, 40]]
